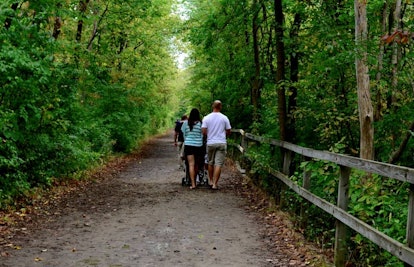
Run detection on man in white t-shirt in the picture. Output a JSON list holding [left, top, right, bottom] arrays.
[[201, 100, 231, 190]]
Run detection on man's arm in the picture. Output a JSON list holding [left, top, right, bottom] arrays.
[[225, 117, 232, 137], [202, 127, 207, 136]]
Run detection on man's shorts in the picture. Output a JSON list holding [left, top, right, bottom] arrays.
[[207, 144, 227, 167]]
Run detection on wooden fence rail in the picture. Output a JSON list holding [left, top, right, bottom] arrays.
[[229, 129, 414, 266]]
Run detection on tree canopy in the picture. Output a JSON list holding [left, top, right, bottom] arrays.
[[0, 0, 182, 202]]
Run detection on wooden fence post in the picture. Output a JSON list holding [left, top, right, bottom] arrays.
[[238, 131, 248, 171], [241, 130, 247, 150], [334, 165, 351, 267], [405, 184, 414, 267], [300, 157, 312, 229], [279, 149, 293, 208]]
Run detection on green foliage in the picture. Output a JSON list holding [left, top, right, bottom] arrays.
[[375, 104, 414, 165], [0, 110, 28, 205], [347, 172, 408, 266], [351, 234, 404, 267], [183, 0, 253, 128], [289, 160, 338, 247], [300, 160, 339, 202], [0, 0, 180, 206]]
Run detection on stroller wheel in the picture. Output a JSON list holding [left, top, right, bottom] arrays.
[[182, 177, 190, 186], [199, 170, 209, 185], [203, 171, 208, 185], [198, 170, 204, 180]]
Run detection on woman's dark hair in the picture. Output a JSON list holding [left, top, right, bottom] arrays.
[[188, 108, 201, 131]]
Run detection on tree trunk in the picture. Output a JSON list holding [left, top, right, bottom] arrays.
[[53, 17, 63, 39], [287, 13, 301, 143], [76, 0, 91, 42], [391, 0, 402, 107], [274, 0, 287, 141], [354, 0, 374, 160], [251, 0, 262, 125]]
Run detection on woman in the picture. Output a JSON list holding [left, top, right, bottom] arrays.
[[181, 108, 204, 189]]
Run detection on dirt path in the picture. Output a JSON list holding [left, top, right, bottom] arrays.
[[0, 132, 331, 267]]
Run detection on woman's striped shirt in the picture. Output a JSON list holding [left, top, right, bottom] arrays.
[[181, 121, 203, 147]]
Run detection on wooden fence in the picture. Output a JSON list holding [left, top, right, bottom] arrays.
[[229, 129, 414, 267]]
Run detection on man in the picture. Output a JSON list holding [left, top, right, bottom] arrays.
[[201, 100, 231, 190], [174, 115, 187, 169]]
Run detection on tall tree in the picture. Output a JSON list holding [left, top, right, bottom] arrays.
[[274, 0, 287, 141], [251, 0, 262, 124], [286, 12, 302, 143], [355, 0, 374, 160]]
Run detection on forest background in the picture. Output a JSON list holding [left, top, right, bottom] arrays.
[[1, 0, 414, 266]]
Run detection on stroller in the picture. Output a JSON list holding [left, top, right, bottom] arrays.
[[181, 153, 208, 187]]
